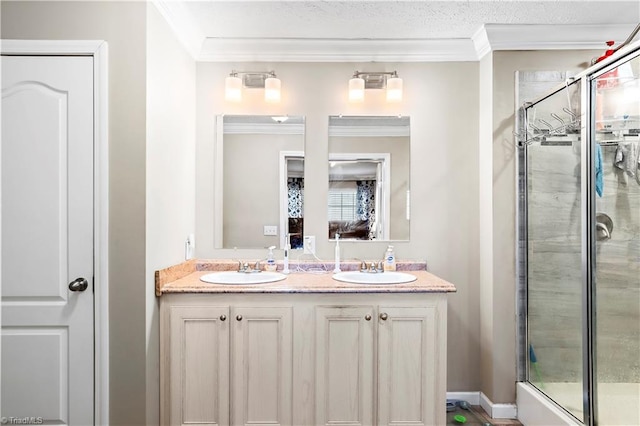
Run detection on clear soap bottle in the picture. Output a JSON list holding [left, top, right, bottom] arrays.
[[265, 246, 277, 272], [384, 245, 396, 271]]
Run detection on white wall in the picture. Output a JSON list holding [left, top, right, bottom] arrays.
[[195, 61, 482, 391], [1, 2, 148, 423], [146, 3, 196, 423]]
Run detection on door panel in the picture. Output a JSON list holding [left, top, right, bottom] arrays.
[[2, 81, 70, 302], [2, 328, 68, 421], [169, 305, 230, 426], [378, 306, 438, 426], [232, 306, 293, 426], [1, 56, 94, 425], [315, 306, 375, 426]]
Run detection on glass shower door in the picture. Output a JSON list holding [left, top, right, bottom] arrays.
[[525, 79, 585, 422], [520, 41, 640, 426], [592, 53, 640, 426]]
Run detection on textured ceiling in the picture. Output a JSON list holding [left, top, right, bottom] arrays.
[[183, 1, 640, 40]]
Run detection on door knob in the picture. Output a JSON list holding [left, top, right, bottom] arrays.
[[219, 315, 227, 321], [379, 312, 388, 321], [364, 314, 372, 321], [236, 315, 243, 321], [68, 277, 89, 292]]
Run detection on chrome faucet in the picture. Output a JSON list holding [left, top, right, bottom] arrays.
[[359, 260, 384, 273], [237, 260, 262, 273]]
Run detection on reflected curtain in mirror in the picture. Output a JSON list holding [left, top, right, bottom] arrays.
[[356, 180, 376, 239], [287, 176, 304, 249]]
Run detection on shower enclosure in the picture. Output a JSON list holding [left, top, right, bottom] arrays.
[[518, 40, 640, 425]]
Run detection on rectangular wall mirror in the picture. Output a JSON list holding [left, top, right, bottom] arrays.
[[214, 115, 305, 249], [328, 115, 410, 241]]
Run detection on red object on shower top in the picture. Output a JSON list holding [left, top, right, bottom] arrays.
[[596, 41, 619, 90]]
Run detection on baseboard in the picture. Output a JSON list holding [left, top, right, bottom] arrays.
[[446, 391, 481, 405], [480, 392, 518, 419], [447, 391, 518, 419]]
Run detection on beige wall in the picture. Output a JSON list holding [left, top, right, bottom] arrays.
[[1, 1, 148, 423], [479, 52, 496, 400], [222, 133, 302, 248], [482, 49, 601, 403], [146, 3, 196, 424], [196, 61, 482, 392]]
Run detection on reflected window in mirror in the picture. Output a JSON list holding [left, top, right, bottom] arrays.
[[328, 116, 410, 242], [214, 115, 305, 249]]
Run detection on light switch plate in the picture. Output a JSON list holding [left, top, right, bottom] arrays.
[[303, 235, 316, 255], [263, 225, 278, 236]]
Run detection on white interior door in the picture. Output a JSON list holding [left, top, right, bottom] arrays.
[[1, 55, 95, 425]]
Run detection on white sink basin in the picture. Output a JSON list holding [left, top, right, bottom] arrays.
[[200, 271, 287, 285], [332, 271, 417, 284]]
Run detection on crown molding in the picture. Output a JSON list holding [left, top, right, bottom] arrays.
[[195, 24, 637, 62], [151, 2, 638, 63], [151, 0, 204, 59], [472, 26, 492, 59], [474, 23, 639, 59], [199, 37, 478, 62]]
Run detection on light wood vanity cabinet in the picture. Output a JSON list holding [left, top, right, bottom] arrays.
[[162, 301, 292, 426], [160, 293, 447, 426], [315, 304, 444, 426]]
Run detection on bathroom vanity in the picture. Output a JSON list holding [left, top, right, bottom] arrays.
[[157, 260, 455, 426]]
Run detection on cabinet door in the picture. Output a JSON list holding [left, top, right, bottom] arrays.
[[377, 306, 443, 426], [315, 306, 375, 426], [169, 305, 230, 426], [232, 306, 293, 426]]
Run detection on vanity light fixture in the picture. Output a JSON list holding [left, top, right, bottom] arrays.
[[225, 70, 281, 103], [348, 71, 403, 103], [349, 73, 365, 102]]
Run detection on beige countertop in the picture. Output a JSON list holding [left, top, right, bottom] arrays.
[[156, 260, 456, 296]]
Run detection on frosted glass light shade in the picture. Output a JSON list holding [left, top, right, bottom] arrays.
[[349, 77, 365, 102], [386, 76, 403, 102], [225, 75, 242, 102], [264, 77, 281, 103]]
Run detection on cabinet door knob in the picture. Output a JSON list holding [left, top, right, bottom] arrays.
[[379, 312, 388, 321], [364, 314, 372, 321], [236, 315, 243, 321], [219, 314, 227, 321]]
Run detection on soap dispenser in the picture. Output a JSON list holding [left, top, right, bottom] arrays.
[[265, 246, 277, 272], [383, 245, 396, 271]]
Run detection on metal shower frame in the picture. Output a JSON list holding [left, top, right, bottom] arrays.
[[516, 39, 640, 426]]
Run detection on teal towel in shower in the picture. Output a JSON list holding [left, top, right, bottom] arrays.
[[596, 143, 603, 197]]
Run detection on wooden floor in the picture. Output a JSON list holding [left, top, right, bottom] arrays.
[[447, 405, 522, 426]]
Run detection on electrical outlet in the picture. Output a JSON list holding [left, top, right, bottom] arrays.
[[303, 236, 316, 255], [263, 225, 278, 236]]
